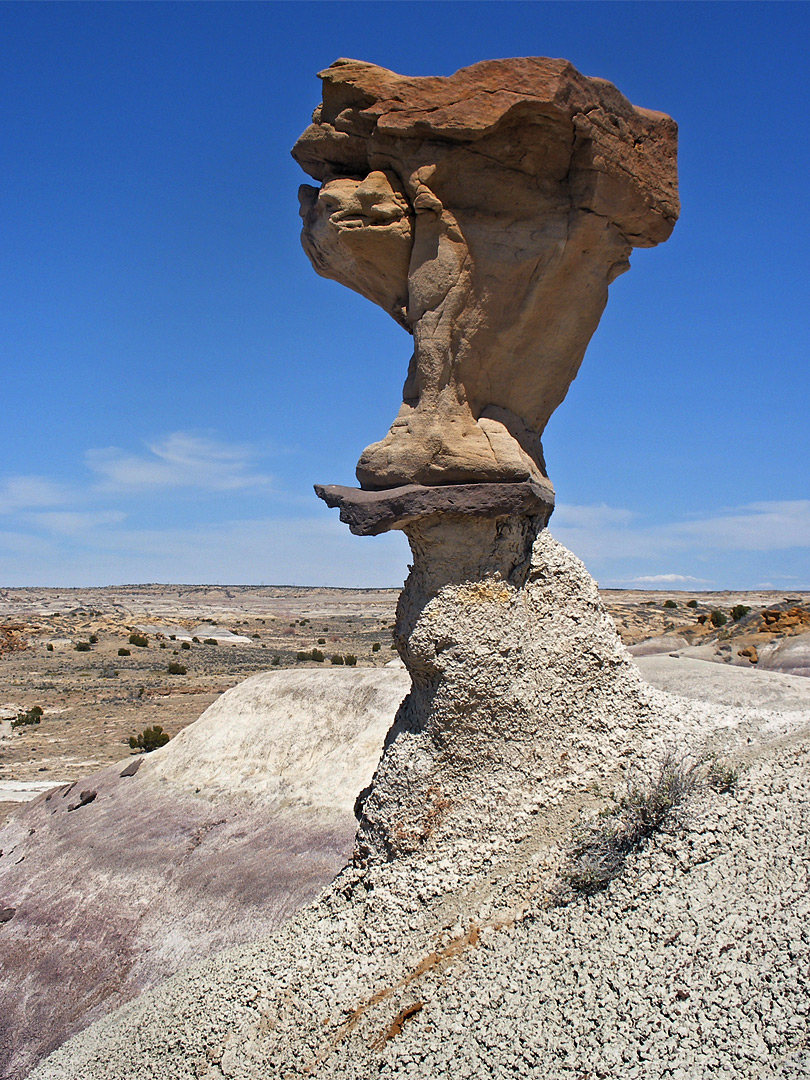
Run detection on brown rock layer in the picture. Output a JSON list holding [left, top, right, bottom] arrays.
[[314, 479, 554, 535]]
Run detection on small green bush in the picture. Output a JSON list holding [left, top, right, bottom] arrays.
[[318, 638, 326, 645], [12, 705, 43, 729], [707, 759, 740, 793], [129, 725, 170, 753], [203, 637, 218, 646], [686, 599, 698, 608], [118, 647, 131, 656], [169, 634, 176, 641], [46, 643, 54, 652], [663, 600, 677, 609], [272, 654, 280, 666], [710, 610, 728, 628], [167, 662, 187, 675], [129, 633, 149, 648], [731, 604, 751, 622], [180, 641, 191, 650], [74, 641, 91, 652], [331, 654, 344, 665], [344, 654, 357, 667], [159, 642, 167, 649], [191, 636, 200, 643], [89, 634, 99, 644], [372, 642, 381, 652]]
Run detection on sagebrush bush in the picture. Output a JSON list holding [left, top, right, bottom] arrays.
[[559, 752, 701, 898], [731, 604, 751, 622], [710, 610, 728, 628], [344, 654, 357, 666], [74, 641, 91, 652], [167, 661, 187, 675], [118, 647, 131, 656], [89, 634, 99, 644], [129, 633, 149, 648], [180, 641, 191, 650], [372, 642, 381, 652], [203, 637, 218, 646], [686, 599, 698, 608], [707, 759, 740, 792], [663, 599, 677, 609], [331, 654, 344, 665], [129, 725, 170, 752], [12, 705, 43, 729]]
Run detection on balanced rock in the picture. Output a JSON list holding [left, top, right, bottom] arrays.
[[294, 57, 679, 491]]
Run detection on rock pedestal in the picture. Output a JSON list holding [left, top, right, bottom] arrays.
[[354, 519, 663, 866], [301, 55, 680, 865]]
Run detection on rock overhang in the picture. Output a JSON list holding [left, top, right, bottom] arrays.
[[292, 56, 679, 247]]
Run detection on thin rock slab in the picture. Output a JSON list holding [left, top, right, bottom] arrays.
[[314, 480, 554, 536]]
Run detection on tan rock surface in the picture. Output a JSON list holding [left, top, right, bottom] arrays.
[[294, 57, 679, 490]]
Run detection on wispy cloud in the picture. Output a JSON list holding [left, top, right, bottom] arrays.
[[552, 504, 636, 529], [0, 516, 411, 588], [30, 511, 128, 535], [624, 573, 712, 585], [85, 432, 273, 493], [0, 476, 71, 514], [553, 499, 810, 561], [669, 500, 810, 551]]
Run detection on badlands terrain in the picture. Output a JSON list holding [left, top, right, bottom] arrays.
[[1, 578, 809, 1079], [1, 582, 808, 813]]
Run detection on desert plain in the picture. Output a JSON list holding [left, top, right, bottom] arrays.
[[2, 581, 808, 819]]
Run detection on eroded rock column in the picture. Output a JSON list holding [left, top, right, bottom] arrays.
[[295, 56, 679, 865], [353, 516, 668, 866]]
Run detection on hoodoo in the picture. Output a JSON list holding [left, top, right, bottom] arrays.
[[297, 57, 679, 864]]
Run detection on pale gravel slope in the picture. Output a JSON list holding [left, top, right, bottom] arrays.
[[29, 712, 810, 1079], [25, 536, 810, 1080]]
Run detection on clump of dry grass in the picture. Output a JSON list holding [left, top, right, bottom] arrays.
[[557, 752, 706, 899]]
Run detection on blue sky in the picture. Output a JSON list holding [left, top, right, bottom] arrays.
[[2, 1, 808, 589]]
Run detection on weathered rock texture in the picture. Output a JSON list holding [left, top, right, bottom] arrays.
[[0, 668, 407, 1080], [355, 528, 679, 865], [294, 57, 678, 490], [314, 480, 553, 535], [27, 538, 810, 1080]]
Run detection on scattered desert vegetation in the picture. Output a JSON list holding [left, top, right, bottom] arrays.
[[556, 751, 739, 900], [129, 725, 170, 753], [0, 584, 805, 811]]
